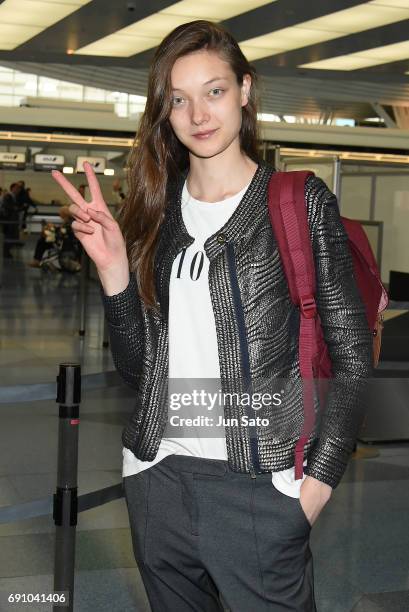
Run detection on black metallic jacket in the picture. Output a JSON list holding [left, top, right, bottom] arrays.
[[101, 162, 373, 489]]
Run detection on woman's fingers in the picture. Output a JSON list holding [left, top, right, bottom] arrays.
[[72, 220, 95, 234], [68, 203, 90, 222], [51, 170, 87, 209], [86, 208, 116, 230], [83, 162, 106, 207]]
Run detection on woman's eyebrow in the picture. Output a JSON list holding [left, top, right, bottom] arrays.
[[203, 76, 228, 85], [171, 76, 228, 92]]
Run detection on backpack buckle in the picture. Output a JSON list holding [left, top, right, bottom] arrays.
[[300, 295, 317, 319]]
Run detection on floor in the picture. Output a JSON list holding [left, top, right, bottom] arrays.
[[0, 240, 408, 612]]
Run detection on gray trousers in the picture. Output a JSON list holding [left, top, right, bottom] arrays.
[[124, 454, 316, 612]]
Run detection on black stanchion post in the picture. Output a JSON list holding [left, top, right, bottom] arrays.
[[79, 251, 89, 336], [53, 363, 81, 612]]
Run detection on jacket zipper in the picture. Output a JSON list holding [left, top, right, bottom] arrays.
[[226, 242, 261, 479]]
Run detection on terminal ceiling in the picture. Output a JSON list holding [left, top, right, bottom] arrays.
[[1, 0, 409, 123]]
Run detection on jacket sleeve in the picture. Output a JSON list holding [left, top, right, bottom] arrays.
[[303, 176, 374, 489], [100, 273, 144, 391]]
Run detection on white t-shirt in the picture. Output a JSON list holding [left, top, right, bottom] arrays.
[[123, 179, 306, 497]]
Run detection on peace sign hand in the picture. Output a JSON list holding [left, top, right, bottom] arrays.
[[51, 162, 130, 294], [51, 162, 129, 276]]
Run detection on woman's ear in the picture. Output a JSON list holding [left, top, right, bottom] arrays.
[[241, 74, 251, 107]]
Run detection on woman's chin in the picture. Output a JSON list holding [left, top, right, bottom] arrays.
[[188, 140, 231, 160]]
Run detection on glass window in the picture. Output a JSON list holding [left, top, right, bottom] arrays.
[[115, 102, 128, 117], [56, 81, 83, 101], [84, 87, 106, 102], [13, 73, 37, 96], [129, 94, 146, 103], [0, 68, 14, 85], [0, 80, 13, 95], [38, 76, 59, 97], [0, 66, 150, 115], [13, 71, 33, 85], [0, 94, 15, 106], [106, 91, 127, 103], [334, 118, 355, 127], [129, 103, 145, 115]]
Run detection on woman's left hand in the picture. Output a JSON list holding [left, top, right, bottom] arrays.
[[299, 476, 332, 527]]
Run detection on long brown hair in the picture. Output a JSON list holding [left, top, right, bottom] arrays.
[[118, 20, 260, 310]]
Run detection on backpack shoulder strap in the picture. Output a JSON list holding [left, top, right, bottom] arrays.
[[267, 170, 318, 480], [267, 170, 316, 311]]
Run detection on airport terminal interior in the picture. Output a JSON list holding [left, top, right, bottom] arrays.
[[1, 1, 409, 611]]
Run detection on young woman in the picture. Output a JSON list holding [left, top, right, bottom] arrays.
[[52, 20, 373, 612]]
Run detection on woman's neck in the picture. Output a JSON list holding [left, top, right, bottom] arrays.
[[186, 149, 258, 203]]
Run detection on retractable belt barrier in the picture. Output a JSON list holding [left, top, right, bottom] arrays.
[[0, 367, 126, 524], [0, 369, 121, 404], [0, 363, 126, 612], [0, 483, 124, 525]]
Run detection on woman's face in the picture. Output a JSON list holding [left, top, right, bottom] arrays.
[[168, 49, 251, 160]]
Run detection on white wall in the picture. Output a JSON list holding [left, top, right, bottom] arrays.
[[279, 161, 409, 284], [339, 176, 372, 219], [339, 167, 409, 283], [374, 175, 409, 282], [282, 160, 334, 188]]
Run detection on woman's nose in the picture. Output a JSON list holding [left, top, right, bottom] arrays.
[[191, 99, 209, 125]]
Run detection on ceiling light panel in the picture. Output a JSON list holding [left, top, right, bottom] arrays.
[[239, 0, 409, 61], [0, 0, 91, 50], [300, 40, 409, 70], [371, 1, 409, 7], [74, 0, 275, 57]]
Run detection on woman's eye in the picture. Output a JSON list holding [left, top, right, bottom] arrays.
[[172, 96, 184, 106], [210, 88, 223, 96]]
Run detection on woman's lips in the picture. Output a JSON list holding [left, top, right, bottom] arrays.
[[192, 129, 218, 139]]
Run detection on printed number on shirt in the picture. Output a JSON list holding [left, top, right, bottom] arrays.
[[176, 247, 205, 281]]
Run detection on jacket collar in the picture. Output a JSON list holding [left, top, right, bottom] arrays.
[[154, 160, 274, 318], [163, 160, 274, 261]]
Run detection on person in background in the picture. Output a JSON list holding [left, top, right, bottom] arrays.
[[16, 180, 29, 205], [78, 184, 87, 200], [25, 188, 39, 209], [15, 180, 35, 232], [112, 179, 125, 200], [1, 183, 22, 259], [21, 187, 39, 233], [27, 185, 85, 268], [112, 179, 126, 209], [27, 220, 57, 268]]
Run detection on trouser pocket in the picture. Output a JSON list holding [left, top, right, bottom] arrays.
[[271, 482, 312, 535], [296, 496, 312, 530]]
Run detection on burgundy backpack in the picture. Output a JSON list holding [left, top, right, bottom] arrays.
[[267, 171, 388, 480]]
